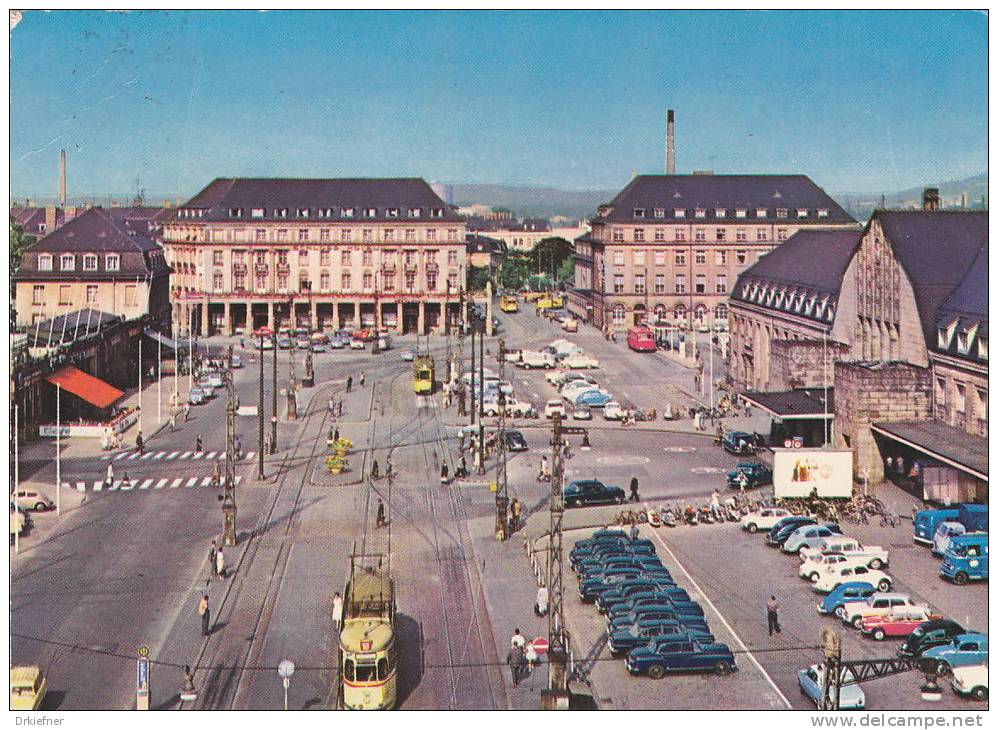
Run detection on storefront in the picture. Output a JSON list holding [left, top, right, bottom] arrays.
[[741, 388, 835, 449]]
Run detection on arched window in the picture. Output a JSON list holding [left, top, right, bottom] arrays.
[[714, 303, 728, 321], [674, 303, 687, 321], [693, 304, 708, 322], [654, 304, 668, 323], [612, 304, 627, 324]]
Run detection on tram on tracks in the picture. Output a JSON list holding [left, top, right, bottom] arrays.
[[339, 549, 397, 710], [412, 338, 435, 394]]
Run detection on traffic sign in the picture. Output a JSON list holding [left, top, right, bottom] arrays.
[[278, 660, 295, 678], [532, 637, 549, 655], [792, 436, 804, 449], [783, 439, 793, 448]]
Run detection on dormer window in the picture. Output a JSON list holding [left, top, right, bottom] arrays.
[[653, 208, 665, 219], [796, 208, 809, 218], [364, 207, 377, 218], [674, 209, 686, 218], [106, 254, 119, 271], [342, 208, 355, 218], [817, 209, 829, 218], [408, 207, 421, 217], [251, 208, 265, 218], [715, 208, 726, 218], [83, 254, 98, 271], [633, 208, 646, 218], [274, 208, 289, 218], [978, 338, 988, 360], [37, 223, 47, 234], [228, 207, 244, 218], [776, 208, 788, 219], [297, 208, 310, 217], [694, 208, 705, 218], [957, 331, 970, 354], [60, 254, 75, 271], [431, 207, 445, 218], [387, 208, 399, 218], [38, 254, 53, 271], [756, 208, 768, 218], [735, 208, 747, 218]]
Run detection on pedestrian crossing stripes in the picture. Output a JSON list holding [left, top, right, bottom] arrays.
[[102, 450, 255, 463], [63, 476, 242, 493]]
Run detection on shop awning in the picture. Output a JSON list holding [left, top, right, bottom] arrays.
[[742, 388, 834, 420], [45, 366, 124, 409], [871, 420, 988, 482], [144, 328, 179, 350]]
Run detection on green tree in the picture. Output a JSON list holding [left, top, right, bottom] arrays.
[[499, 255, 531, 291], [530, 236, 573, 279], [467, 265, 492, 291], [10, 217, 35, 326], [556, 256, 575, 285]]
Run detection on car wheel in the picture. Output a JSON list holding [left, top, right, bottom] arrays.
[[869, 558, 883, 570], [569, 498, 581, 508], [809, 573, 820, 584], [714, 661, 732, 676], [971, 686, 988, 701], [877, 579, 892, 592], [852, 616, 864, 629], [615, 495, 625, 505], [834, 606, 846, 620], [935, 661, 950, 677], [747, 523, 758, 533], [873, 628, 886, 641], [647, 664, 665, 680], [33, 502, 47, 511], [954, 571, 969, 586], [524, 364, 531, 370]]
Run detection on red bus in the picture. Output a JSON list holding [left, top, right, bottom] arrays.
[[627, 325, 656, 352]]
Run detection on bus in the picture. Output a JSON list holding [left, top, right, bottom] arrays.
[[499, 295, 519, 313], [627, 325, 657, 352], [339, 550, 397, 710], [413, 354, 435, 394]]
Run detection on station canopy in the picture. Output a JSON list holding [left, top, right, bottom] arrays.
[[45, 366, 124, 409]]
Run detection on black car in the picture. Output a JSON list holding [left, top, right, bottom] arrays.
[[563, 479, 626, 507], [722, 431, 756, 455], [766, 517, 817, 547], [570, 538, 655, 566], [504, 429, 529, 452], [574, 550, 662, 576], [898, 620, 966, 658]]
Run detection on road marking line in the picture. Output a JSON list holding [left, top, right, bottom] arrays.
[[75, 481, 86, 491], [649, 530, 792, 709], [179, 451, 192, 459], [139, 479, 154, 490], [101, 454, 112, 461], [127, 452, 142, 460], [120, 480, 135, 491], [109, 480, 121, 491], [114, 452, 130, 461], [243, 451, 256, 461], [185, 478, 199, 488], [166, 451, 180, 460], [170, 478, 183, 489], [153, 452, 166, 460], [192, 452, 204, 460], [205, 451, 217, 460], [201, 477, 214, 487], [140, 452, 155, 460], [93, 480, 103, 491], [155, 478, 169, 489]]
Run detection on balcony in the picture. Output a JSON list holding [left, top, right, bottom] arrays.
[[425, 262, 439, 274], [232, 263, 247, 274], [403, 260, 418, 272], [254, 264, 269, 274], [276, 263, 291, 274]]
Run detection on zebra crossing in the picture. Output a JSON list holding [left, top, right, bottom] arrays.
[[62, 475, 243, 492], [102, 450, 256, 463]]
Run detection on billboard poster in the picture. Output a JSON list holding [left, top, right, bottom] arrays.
[[773, 449, 853, 498]]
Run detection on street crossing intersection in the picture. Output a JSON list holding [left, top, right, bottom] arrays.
[[101, 450, 257, 462], [62, 475, 243, 492]]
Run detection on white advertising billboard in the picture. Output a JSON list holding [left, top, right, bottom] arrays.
[[773, 448, 854, 498]]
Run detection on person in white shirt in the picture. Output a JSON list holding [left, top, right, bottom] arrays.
[[332, 592, 343, 631], [535, 585, 549, 617], [510, 628, 526, 650]]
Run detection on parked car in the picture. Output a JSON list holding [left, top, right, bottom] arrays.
[[561, 318, 579, 333], [562, 353, 599, 369], [277, 336, 292, 349], [940, 533, 989, 585], [544, 400, 567, 419], [580, 568, 668, 602], [932, 521, 968, 557], [898, 620, 965, 658], [573, 545, 658, 574], [783, 525, 840, 555], [798, 664, 866, 709], [841, 593, 919, 629], [206, 372, 225, 388], [574, 550, 663, 577], [349, 338, 366, 350], [923, 633, 989, 676], [860, 607, 942, 641], [328, 335, 348, 349], [603, 401, 625, 420], [800, 537, 890, 571], [608, 605, 709, 634], [766, 517, 818, 547], [951, 664, 988, 701], [188, 387, 206, 405], [257, 338, 275, 350], [815, 564, 893, 594], [817, 582, 877, 618], [626, 638, 737, 678], [740, 507, 793, 534], [196, 382, 216, 399], [563, 479, 626, 508], [503, 430, 529, 452], [9, 666, 46, 711], [727, 463, 773, 489], [560, 381, 602, 401], [311, 342, 327, 353], [801, 553, 855, 583], [572, 403, 592, 420], [231, 355, 244, 368], [11, 490, 53, 512], [574, 390, 612, 408], [721, 431, 756, 455], [400, 349, 415, 362], [519, 350, 556, 369], [594, 579, 679, 613], [598, 586, 690, 615], [482, 399, 534, 418], [608, 619, 713, 656]]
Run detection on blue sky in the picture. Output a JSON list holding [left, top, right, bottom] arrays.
[[10, 10, 987, 200]]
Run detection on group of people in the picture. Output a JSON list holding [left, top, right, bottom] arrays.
[[506, 628, 541, 687], [885, 455, 921, 483]]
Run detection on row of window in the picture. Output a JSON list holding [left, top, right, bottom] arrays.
[[206, 248, 458, 267], [937, 320, 988, 360], [630, 207, 829, 220], [610, 249, 759, 267], [611, 273, 728, 295], [935, 376, 987, 435], [608, 302, 728, 324], [37, 253, 120, 272], [32, 283, 137, 307], [212, 270, 458, 294], [175, 227, 463, 244], [739, 281, 835, 323], [177, 206, 449, 220], [611, 227, 790, 243]]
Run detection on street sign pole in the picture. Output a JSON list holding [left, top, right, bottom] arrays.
[[278, 660, 295, 711], [55, 383, 61, 516], [14, 405, 19, 555], [136, 645, 150, 710]]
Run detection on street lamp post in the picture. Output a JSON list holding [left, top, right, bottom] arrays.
[[14, 405, 20, 554], [277, 660, 295, 711], [55, 383, 61, 516]]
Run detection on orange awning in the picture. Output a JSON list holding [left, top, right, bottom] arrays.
[[45, 366, 125, 410]]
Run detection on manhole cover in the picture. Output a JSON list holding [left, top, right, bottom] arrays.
[[596, 455, 651, 466], [664, 446, 696, 453], [690, 467, 726, 475]]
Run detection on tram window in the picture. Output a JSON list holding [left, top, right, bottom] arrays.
[[377, 658, 389, 680], [343, 659, 355, 682], [355, 663, 377, 682]]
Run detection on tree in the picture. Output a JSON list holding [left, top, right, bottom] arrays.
[[10, 217, 35, 327], [499, 255, 531, 291], [530, 236, 574, 279], [556, 256, 575, 285], [467, 266, 492, 291]]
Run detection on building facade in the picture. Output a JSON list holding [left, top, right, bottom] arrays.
[[465, 215, 588, 254], [567, 174, 856, 331], [162, 178, 467, 336], [13, 207, 172, 329]]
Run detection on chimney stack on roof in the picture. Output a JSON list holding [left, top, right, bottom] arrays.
[[59, 149, 67, 207], [44, 205, 56, 235], [666, 110, 675, 175], [922, 187, 940, 211]]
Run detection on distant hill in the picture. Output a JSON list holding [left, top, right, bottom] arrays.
[[449, 184, 617, 221], [833, 173, 987, 221]]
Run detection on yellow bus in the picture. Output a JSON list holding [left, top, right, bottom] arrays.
[[499, 295, 519, 313], [339, 556, 397, 710], [412, 354, 435, 394]]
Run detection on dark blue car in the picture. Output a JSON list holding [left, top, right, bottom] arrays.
[[727, 462, 773, 488], [607, 594, 703, 622], [609, 604, 709, 632], [608, 619, 714, 656], [766, 517, 817, 547], [578, 557, 665, 581], [595, 580, 681, 612], [563, 479, 626, 507], [574, 550, 661, 576], [579, 568, 670, 601], [570, 538, 654, 564], [599, 587, 690, 615], [626, 638, 737, 678]]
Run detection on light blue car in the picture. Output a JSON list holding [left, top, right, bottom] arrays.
[[783, 524, 839, 555], [923, 633, 989, 676], [798, 665, 866, 709], [574, 390, 612, 407]]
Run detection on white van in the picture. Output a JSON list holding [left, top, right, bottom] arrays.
[[519, 351, 556, 369]]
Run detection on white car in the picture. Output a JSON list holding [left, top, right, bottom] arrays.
[[482, 399, 534, 418], [841, 592, 919, 629], [562, 384, 609, 404], [798, 664, 866, 710], [603, 401, 625, 420], [400, 350, 415, 362], [799, 553, 855, 583], [561, 353, 599, 369], [814, 564, 893, 594], [544, 400, 568, 419], [519, 351, 556, 369], [951, 664, 988, 701], [740, 507, 793, 533], [800, 537, 889, 570], [572, 403, 592, 420], [349, 338, 365, 350]]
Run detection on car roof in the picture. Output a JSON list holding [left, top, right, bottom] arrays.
[[918, 619, 963, 631], [955, 632, 988, 641]]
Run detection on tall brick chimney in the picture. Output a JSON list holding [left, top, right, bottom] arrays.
[[59, 149, 67, 207], [44, 205, 56, 235], [666, 110, 675, 175], [922, 187, 940, 211]]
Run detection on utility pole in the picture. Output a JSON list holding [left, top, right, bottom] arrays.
[[55, 383, 61, 515], [469, 322, 477, 426], [287, 332, 298, 420], [157, 334, 162, 425], [14, 405, 19, 555], [257, 333, 265, 480], [820, 627, 841, 711], [477, 320, 486, 475], [494, 339, 508, 540], [543, 414, 570, 710], [270, 332, 278, 453], [221, 345, 237, 546], [138, 334, 143, 435], [445, 281, 452, 384]]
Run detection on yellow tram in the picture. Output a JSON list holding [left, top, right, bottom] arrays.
[[412, 354, 435, 394], [339, 554, 397, 710], [499, 294, 519, 313]]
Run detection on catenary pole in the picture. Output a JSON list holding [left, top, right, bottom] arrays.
[[56, 384, 61, 516]]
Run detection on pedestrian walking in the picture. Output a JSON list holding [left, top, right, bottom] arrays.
[[332, 592, 343, 631], [511, 498, 522, 533], [169, 412, 177, 431], [198, 594, 210, 636], [629, 523, 639, 541], [346, 376, 353, 393], [136, 431, 144, 455], [508, 642, 526, 687], [767, 595, 782, 636], [329, 397, 335, 414], [333, 427, 340, 444], [440, 461, 449, 485], [216, 548, 226, 579], [535, 584, 549, 616], [184, 404, 191, 422], [737, 471, 748, 494], [510, 628, 526, 650], [105, 462, 114, 489], [122, 471, 132, 489], [195, 435, 203, 453], [360, 371, 365, 388], [539, 454, 549, 480], [376, 499, 386, 528], [710, 489, 721, 520], [208, 539, 217, 577], [885, 455, 894, 474], [629, 476, 640, 503], [525, 641, 538, 671]]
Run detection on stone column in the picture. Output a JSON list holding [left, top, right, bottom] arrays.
[[224, 302, 232, 336], [310, 301, 317, 330], [267, 301, 275, 331], [332, 301, 340, 331], [200, 302, 209, 336], [417, 301, 425, 335], [353, 301, 360, 329]]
